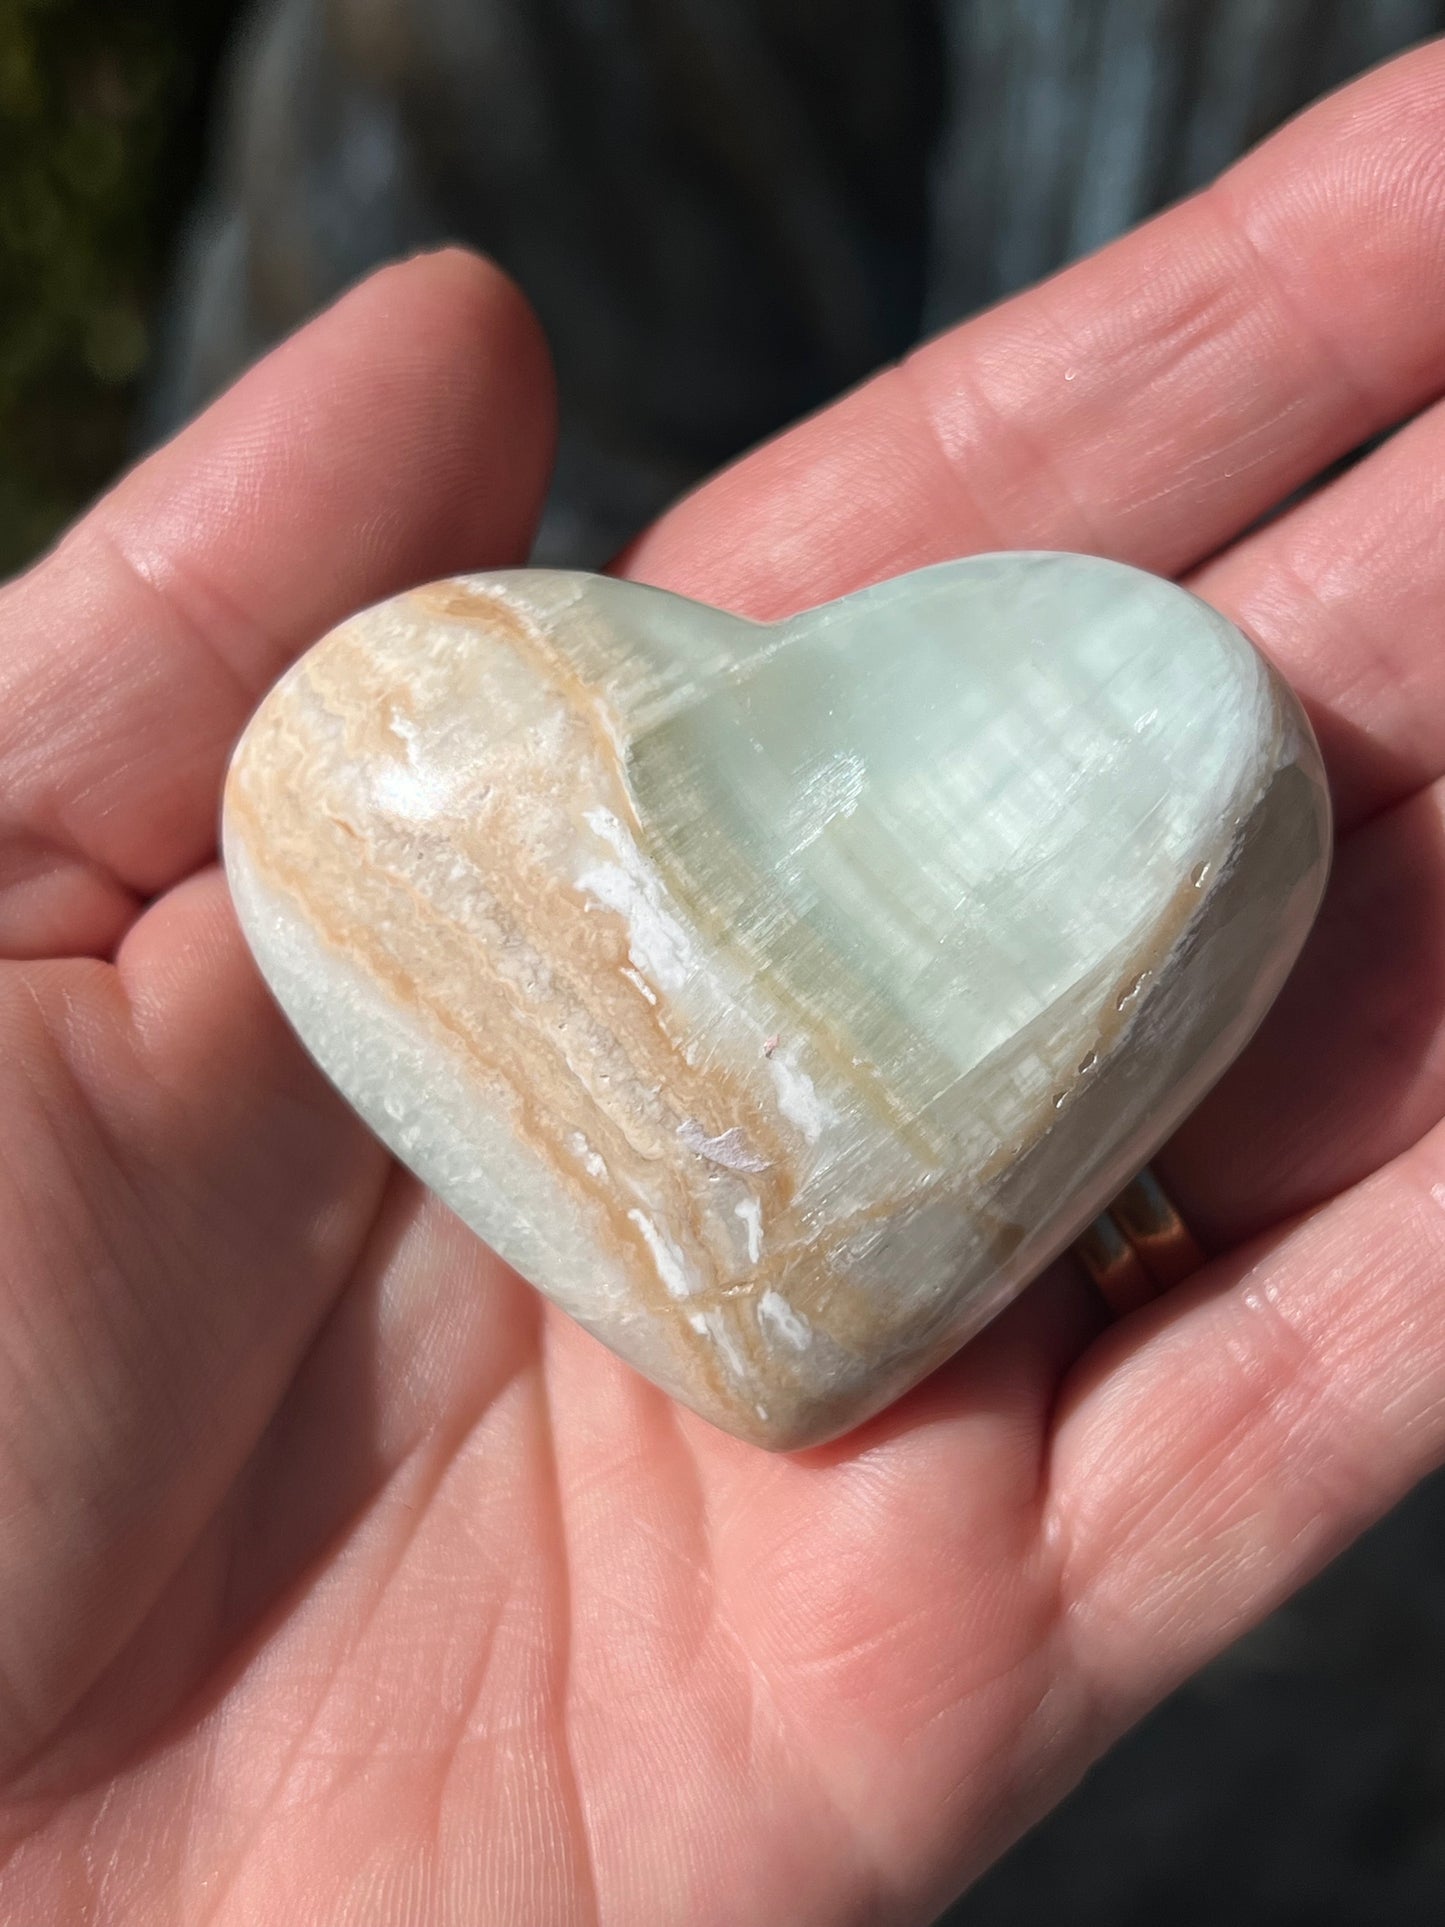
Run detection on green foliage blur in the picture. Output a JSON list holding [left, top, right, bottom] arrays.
[[0, 0, 238, 573]]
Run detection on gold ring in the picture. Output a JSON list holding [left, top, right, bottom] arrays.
[[1073, 1166, 1204, 1316]]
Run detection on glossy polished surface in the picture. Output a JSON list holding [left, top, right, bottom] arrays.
[[223, 556, 1330, 1447]]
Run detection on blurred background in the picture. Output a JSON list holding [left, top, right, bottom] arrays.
[[6, 0, 1445, 1918]]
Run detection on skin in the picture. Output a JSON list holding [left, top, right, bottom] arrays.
[[3, 40, 1445, 1926]]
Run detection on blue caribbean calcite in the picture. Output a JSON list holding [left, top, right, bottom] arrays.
[[223, 555, 1330, 1447]]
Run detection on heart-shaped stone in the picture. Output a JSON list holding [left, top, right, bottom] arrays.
[[223, 555, 1329, 1448]]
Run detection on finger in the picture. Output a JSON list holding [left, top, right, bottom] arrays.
[[0, 248, 555, 960], [1049, 1122, 1445, 1730], [1160, 779, 1445, 1246], [1191, 394, 1445, 834], [1141, 400, 1445, 1242], [624, 42, 1445, 685]]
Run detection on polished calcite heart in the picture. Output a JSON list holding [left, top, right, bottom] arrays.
[[223, 555, 1330, 1448]]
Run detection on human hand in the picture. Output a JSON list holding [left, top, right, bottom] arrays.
[[6, 42, 1445, 1926]]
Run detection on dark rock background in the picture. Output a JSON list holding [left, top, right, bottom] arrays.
[[0, 0, 236, 572], [8, 3, 1445, 1920]]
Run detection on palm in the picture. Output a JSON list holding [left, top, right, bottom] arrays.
[[8, 49, 1445, 1923]]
